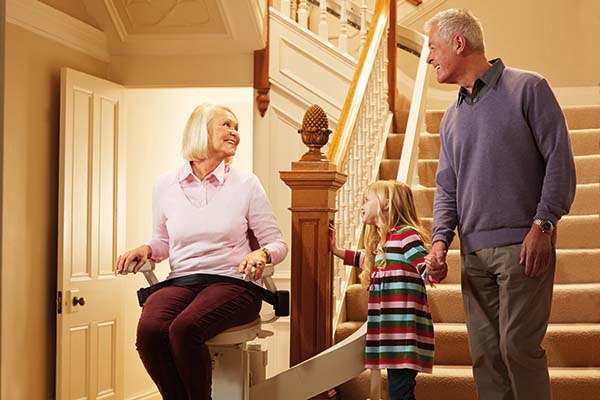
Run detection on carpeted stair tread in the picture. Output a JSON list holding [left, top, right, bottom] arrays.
[[425, 109, 446, 134], [385, 133, 405, 159], [570, 129, 600, 156], [334, 320, 364, 343], [440, 249, 600, 284], [563, 105, 600, 130], [553, 215, 600, 248], [413, 183, 599, 217], [346, 283, 368, 321], [398, 155, 600, 187], [428, 283, 600, 323], [434, 323, 600, 367], [574, 155, 600, 184], [337, 366, 600, 400], [383, 129, 598, 162], [567, 183, 600, 215], [420, 215, 600, 249], [424, 106, 600, 135]]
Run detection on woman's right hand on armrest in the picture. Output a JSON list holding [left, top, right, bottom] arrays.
[[115, 245, 152, 274]]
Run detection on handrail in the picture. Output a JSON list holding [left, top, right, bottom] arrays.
[[327, 0, 390, 167], [325, 0, 392, 336], [396, 25, 430, 185]]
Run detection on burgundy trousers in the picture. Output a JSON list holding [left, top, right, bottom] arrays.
[[136, 282, 262, 400]]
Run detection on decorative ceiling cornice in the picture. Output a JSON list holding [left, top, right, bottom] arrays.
[[6, 0, 111, 62], [6, 0, 266, 61]]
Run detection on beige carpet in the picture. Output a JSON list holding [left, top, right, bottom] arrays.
[[336, 105, 600, 400]]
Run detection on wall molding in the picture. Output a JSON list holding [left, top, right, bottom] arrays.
[[398, 0, 447, 26], [279, 37, 349, 111], [127, 390, 160, 400], [271, 7, 356, 66], [6, 0, 110, 62]]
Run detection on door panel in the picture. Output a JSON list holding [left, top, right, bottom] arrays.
[[57, 68, 125, 400]]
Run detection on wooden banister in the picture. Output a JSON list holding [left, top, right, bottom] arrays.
[[327, 0, 390, 167]]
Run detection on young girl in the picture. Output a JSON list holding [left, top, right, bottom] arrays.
[[329, 180, 434, 400]]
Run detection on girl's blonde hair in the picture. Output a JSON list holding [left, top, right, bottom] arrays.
[[359, 180, 430, 287], [181, 103, 237, 163]]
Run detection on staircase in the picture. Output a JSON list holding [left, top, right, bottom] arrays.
[[335, 105, 600, 399]]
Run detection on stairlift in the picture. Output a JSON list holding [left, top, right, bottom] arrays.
[[121, 261, 287, 400]]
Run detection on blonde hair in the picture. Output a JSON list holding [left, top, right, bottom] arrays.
[[424, 8, 486, 53], [359, 180, 430, 287], [181, 103, 237, 162]]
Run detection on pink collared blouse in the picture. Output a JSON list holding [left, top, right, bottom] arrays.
[[148, 161, 288, 280]]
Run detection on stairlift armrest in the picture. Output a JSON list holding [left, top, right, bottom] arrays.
[[118, 260, 159, 285], [261, 264, 277, 292]]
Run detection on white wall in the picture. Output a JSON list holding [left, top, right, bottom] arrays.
[[121, 87, 254, 398]]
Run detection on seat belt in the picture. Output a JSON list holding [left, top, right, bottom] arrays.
[[136, 273, 290, 317]]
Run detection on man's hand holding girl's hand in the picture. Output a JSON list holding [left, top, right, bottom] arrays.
[[425, 241, 449, 283]]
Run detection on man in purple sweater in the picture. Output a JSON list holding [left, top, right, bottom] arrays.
[[423, 9, 576, 400]]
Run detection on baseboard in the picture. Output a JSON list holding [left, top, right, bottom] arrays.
[[127, 390, 161, 400]]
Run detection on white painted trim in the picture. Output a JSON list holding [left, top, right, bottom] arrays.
[[278, 38, 348, 111], [271, 84, 340, 127], [271, 7, 357, 66], [6, 0, 110, 62], [102, 0, 127, 42], [127, 390, 161, 400], [398, 0, 448, 26]]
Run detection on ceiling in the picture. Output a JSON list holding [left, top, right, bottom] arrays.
[[35, 0, 267, 57]]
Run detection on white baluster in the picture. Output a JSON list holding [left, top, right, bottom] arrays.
[[339, 0, 348, 53], [290, 0, 297, 22], [280, 0, 291, 18], [359, 0, 367, 47], [319, 0, 328, 40], [298, 0, 309, 28]]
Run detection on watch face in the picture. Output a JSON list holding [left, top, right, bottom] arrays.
[[542, 221, 552, 231]]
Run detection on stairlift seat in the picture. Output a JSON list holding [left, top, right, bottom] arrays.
[[206, 317, 265, 346], [121, 261, 278, 346]]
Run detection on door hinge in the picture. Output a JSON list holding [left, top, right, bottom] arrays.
[[57, 291, 62, 314]]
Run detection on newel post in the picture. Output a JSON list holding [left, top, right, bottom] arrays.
[[280, 105, 347, 372]]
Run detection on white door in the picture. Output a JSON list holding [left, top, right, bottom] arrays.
[[57, 68, 127, 400]]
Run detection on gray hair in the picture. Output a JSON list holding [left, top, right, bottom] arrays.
[[424, 8, 485, 52], [181, 103, 236, 161]]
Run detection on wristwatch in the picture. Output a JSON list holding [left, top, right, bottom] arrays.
[[533, 218, 555, 233], [260, 247, 272, 264]]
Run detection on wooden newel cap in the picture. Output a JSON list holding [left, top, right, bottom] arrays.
[[298, 104, 332, 162]]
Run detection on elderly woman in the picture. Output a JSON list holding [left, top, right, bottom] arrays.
[[115, 103, 287, 400]]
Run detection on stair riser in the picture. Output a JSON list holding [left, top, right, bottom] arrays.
[[435, 327, 600, 367], [428, 286, 600, 324]]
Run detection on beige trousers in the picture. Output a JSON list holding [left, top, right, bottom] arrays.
[[461, 244, 555, 400]]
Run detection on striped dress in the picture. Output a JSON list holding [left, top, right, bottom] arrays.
[[344, 225, 434, 373]]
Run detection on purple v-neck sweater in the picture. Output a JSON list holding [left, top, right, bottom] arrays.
[[432, 66, 576, 254]]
